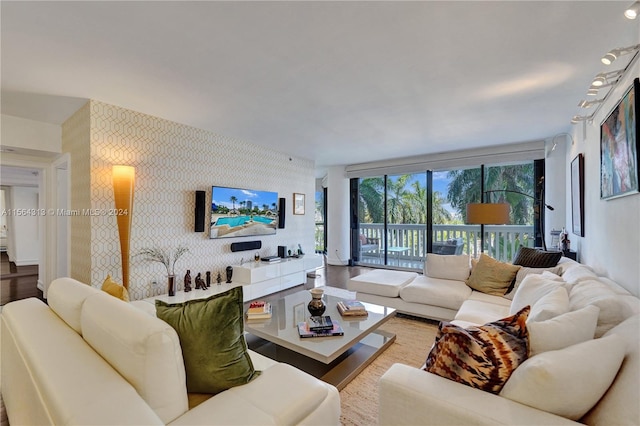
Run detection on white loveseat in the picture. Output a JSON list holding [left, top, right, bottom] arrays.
[[348, 254, 639, 425], [1, 277, 340, 425]]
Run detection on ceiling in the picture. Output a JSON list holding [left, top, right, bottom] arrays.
[[1, 1, 638, 176]]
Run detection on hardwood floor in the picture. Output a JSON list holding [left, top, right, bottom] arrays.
[[0, 252, 42, 306]]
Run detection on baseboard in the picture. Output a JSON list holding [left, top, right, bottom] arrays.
[[14, 259, 38, 267]]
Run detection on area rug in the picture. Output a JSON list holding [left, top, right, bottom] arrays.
[[339, 314, 439, 425]]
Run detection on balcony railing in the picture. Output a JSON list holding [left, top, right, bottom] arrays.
[[358, 223, 534, 268]]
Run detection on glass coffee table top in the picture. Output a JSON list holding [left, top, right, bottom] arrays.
[[244, 289, 396, 364]]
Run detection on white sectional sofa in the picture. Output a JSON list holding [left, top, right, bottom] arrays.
[[348, 254, 639, 425], [1, 277, 340, 425]]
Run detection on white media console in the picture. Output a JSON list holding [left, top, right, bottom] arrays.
[[144, 254, 324, 304], [233, 255, 323, 300]]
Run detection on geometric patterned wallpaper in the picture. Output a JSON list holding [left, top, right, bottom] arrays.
[[62, 100, 316, 300]]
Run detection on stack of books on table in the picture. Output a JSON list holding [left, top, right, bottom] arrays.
[[298, 315, 344, 338], [246, 300, 272, 321], [337, 300, 368, 317]]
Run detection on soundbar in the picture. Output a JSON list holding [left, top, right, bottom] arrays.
[[230, 240, 262, 252]]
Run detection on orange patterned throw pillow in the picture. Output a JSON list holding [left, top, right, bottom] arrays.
[[424, 306, 530, 394]]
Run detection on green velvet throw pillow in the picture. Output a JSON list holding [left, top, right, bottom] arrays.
[[156, 287, 259, 394]]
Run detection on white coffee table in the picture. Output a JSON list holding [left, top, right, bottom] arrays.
[[244, 289, 396, 390]]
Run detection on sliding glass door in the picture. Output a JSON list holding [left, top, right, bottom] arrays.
[[385, 174, 426, 268], [433, 167, 481, 258], [352, 160, 540, 269], [356, 173, 426, 269], [357, 176, 384, 265]]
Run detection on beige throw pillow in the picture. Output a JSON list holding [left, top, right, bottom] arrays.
[[465, 254, 520, 296], [500, 334, 625, 420], [528, 305, 599, 356], [528, 286, 570, 323], [504, 266, 563, 300], [509, 274, 567, 316]]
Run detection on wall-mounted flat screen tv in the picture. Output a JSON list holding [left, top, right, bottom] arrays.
[[210, 186, 279, 239]]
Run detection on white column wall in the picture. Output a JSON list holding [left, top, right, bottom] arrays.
[[325, 166, 350, 266], [544, 135, 568, 250], [8, 186, 40, 266]]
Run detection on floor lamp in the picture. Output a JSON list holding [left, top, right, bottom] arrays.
[[467, 190, 554, 251], [112, 165, 135, 289]]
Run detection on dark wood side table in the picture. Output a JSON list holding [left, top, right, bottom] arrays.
[[562, 250, 577, 261]]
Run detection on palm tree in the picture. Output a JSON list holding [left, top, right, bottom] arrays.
[[359, 177, 384, 223], [386, 175, 411, 224], [406, 180, 427, 224], [446, 164, 534, 224], [432, 191, 452, 224], [446, 168, 482, 222], [359, 174, 454, 225], [229, 196, 238, 213]]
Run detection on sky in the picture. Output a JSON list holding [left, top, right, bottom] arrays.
[[212, 186, 279, 211], [314, 171, 459, 217]]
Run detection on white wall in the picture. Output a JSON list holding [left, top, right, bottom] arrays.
[[544, 135, 568, 248], [6, 186, 40, 266], [1, 114, 62, 153], [569, 59, 640, 297], [324, 166, 350, 266], [62, 100, 317, 300]]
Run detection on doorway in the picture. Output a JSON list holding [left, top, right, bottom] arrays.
[[0, 168, 42, 305]]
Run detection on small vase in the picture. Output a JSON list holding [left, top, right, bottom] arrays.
[[168, 275, 176, 297], [308, 288, 326, 316]]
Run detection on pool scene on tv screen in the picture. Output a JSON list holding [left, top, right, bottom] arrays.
[[210, 186, 279, 238]]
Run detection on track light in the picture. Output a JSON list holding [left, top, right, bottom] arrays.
[[625, 1, 640, 19], [601, 44, 640, 65], [578, 99, 604, 108], [586, 82, 614, 96], [592, 70, 624, 87], [571, 115, 593, 124]]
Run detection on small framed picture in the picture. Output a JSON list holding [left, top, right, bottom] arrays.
[[293, 193, 305, 215], [293, 303, 305, 325]]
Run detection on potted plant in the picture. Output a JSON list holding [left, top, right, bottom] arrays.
[[136, 245, 189, 296]]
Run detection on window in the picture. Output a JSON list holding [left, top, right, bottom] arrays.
[[351, 160, 540, 268], [315, 188, 326, 253]]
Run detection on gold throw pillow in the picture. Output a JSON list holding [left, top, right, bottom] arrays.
[[465, 254, 521, 296], [101, 275, 130, 301]]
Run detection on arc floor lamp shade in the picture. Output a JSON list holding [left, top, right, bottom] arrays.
[[112, 165, 135, 289], [466, 203, 511, 225]]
